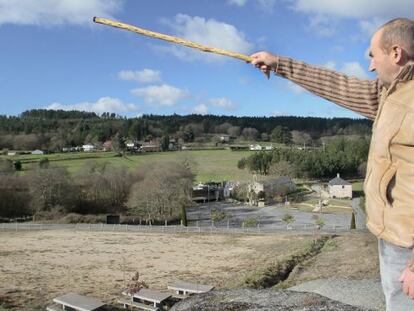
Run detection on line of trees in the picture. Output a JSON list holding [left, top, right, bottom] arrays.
[[0, 158, 194, 222], [238, 136, 369, 179], [0, 109, 372, 151]]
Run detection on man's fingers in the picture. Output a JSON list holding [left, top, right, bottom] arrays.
[[403, 281, 409, 296], [399, 270, 407, 282]]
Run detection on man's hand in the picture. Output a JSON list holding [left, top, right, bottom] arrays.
[[399, 267, 414, 299], [250, 51, 279, 79]]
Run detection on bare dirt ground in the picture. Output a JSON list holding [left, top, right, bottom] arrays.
[[0, 230, 378, 310]]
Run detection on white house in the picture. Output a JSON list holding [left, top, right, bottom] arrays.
[[328, 173, 352, 199], [249, 144, 262, 151], [82, 144, 95, 152], [31, 149, 44, 155]]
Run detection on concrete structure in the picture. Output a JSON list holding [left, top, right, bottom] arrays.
[[192, 183, 223, 202], [140, 143, 161, 152], [46, 292, 105, 311], [168, 281, 214, 298], [31, 149, 44, 155], [328, 173, 352, 199], [119, 288, 172, 310], [82, 144, 95, 152], [219, 134, 230, 143]]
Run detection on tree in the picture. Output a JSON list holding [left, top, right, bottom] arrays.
[[39, 158, 49, 169], [350, 212, 356, 230], [14, 160, 22, 171], [112, 132, 126, 152], [269, 160, 295, 178], [28, 167, 75, 214], [160, 135, 170, 151], [0, 175, 31, 218], [271, 126, 292, 144], [291, 130, 312, 147], [282, 213, 295, 229], [0, 159, 14, 175], [127, 160, 195, 224], [74, 161, 133, 214], [241, 127, 259, 141], [314, 216, 325, 230]]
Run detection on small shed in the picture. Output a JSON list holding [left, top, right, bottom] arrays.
[[46, 292, 105, 311], [107, 215, 120, 225], [328, 173, 352, 199], [31, 149, 44, 155], [168, 281, 214, 297]]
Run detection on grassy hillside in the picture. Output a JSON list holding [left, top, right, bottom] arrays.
[[2, 150, 255, 183]]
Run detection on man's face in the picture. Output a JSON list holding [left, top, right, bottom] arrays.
[[368, 29, 399, 87]]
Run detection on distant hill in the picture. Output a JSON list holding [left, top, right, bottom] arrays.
[[0, 109, 372, 151]]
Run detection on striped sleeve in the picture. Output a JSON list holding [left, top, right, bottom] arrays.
[[275, 56, 380, 120]]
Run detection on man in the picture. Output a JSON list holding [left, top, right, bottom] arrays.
[[250, 18, 414, 310]]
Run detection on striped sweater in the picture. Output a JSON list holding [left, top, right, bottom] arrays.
[[274, 56, 380, 120]]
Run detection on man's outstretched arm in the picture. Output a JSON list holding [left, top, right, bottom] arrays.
[[250, 51, 380, 120]]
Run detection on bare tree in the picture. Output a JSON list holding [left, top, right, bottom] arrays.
[[269, 160, 296, 178], [127, 160, 195, 224], [28, 166, 75, 214]]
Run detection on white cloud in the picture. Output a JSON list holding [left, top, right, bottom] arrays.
[[291, 0, 414, 39], [307, 15, 337, 37], [131, 84, 189, 107], [292, 0, 414, 20], [359, 18, 387, 37], [45, 97, 139, 115], [209, 97, 238, 111], [272, 110, 285, 116], [159, 14, 253, 62], [340, 62, 369, 79], [227, 0, 248, 6], [118, 69, 162, 83], [0, 0, 122, 26], [287, 81, 306, 94], [323, 61, 336, 70], [256, 0, 277, 12], [227, 0, 277, 11], [192, 104, 208, 114]]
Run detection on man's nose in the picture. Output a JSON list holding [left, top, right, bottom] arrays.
[[369, 60, 376, 72]]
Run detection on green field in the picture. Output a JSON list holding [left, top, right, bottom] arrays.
[[2, 150, 255, 183]]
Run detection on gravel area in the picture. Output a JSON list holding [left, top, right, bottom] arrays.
[[289, 278, 385, 311]]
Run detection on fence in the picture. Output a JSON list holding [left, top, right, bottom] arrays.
[[0, 222, 354, 235]]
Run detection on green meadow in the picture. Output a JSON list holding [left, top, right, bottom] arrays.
[[2, 150, 254, 183]]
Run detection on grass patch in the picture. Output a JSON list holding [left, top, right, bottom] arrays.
[[1, 150, 253, 182]]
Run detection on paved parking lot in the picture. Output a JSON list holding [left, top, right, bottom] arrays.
[[187, 201, 356, 230]]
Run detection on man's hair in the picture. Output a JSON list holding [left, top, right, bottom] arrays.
[[379, 18, 414, 59]]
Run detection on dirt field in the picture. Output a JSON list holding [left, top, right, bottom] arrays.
[[0, 230, 315, 310], [0, 230, 379, 310]]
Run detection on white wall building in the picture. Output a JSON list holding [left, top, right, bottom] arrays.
[[328, 173, 352, 199]]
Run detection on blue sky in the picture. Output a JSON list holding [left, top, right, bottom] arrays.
[[1, 0, 413, 118]]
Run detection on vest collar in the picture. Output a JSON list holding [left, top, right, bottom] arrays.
[[386, 61, 414, 95]]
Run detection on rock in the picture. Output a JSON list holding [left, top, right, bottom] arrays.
[[171, 288, 373, 311]]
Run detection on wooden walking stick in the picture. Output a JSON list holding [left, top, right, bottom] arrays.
[[93, 17, 253, 63]]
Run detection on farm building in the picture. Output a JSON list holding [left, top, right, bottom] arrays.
[[248, 176, 296, 206], [328, 173, 352, 199]]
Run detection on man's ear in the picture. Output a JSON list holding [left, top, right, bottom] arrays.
[[392, 45, 404, 64]]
